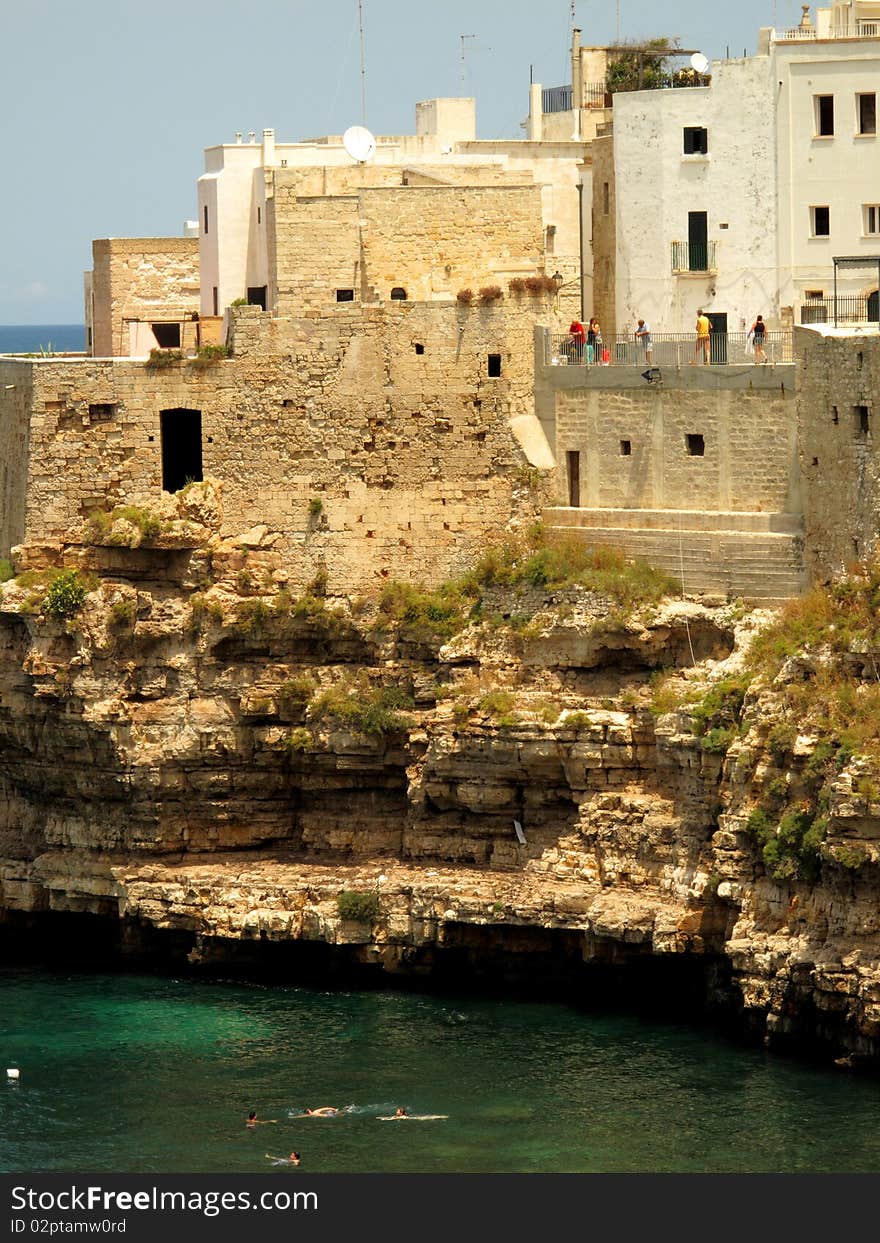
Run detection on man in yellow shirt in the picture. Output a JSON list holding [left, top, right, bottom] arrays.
[[694, 310, 712, 364]]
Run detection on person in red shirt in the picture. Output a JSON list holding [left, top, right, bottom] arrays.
[[568, 318, 586, 363]]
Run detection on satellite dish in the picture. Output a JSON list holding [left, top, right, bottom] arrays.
[[690, 52, 710, 74], [343, 125, 376, 163]]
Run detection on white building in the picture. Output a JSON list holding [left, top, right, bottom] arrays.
[[594, 2, 880, 338]]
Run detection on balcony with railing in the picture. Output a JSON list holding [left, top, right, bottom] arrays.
[[800, 294, 880, 324], [671, 240, 717, 274], [772, 19, 880, 39]]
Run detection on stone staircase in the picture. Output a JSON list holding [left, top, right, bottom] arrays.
[[543, 507, 805, 603]]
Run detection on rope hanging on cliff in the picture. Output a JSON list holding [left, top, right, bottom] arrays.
[[678, 510, 697, 667]]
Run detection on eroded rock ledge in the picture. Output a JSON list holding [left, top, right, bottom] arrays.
[[2, 505, 880, 1065]]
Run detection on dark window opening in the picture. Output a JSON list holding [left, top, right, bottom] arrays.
[[683, 126, 708, 154], [858, 92, 876, 136], [152, 323, 180, 349], [414, 342, 425, 355], [487, 354, 502, 377], [88, 403, 117, 421], [87, 327, 92, 349], [806, 289, 824, 299], [212, 287, 218, 316], [855, 405, 870, 436], [203, 205, 209, 234], [602, 182, 610, 214], [620, 439, 632, 456], [831, 405, 839, 423], [812, 457, 819, 466], [282, 399, 295, 408], [336, 289, 355, 302], [257, 206, 262, 224], [247, 286, 267, 310], [686, 433, 705, 456], [161, 408, 203, 494], [816, 95, 834, 136], [811, 206, 830, 237], [567, 451, 580, 507], [390, 286, 407, 300]]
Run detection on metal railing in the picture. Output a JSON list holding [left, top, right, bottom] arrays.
[[671, 240, 717, 273], [801, 295, 880, 325], [542, 84, 573, 113], [545, 330, 794, 367]]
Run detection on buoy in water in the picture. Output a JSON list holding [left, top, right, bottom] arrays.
[[7, 1068, 20, 1082]]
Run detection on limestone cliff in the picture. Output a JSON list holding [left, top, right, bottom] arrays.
[[1, 486, 879, 1066]]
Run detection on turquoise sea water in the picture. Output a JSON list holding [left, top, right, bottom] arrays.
[[0, 324, 85, 353], [2, 969, 879, 1174]]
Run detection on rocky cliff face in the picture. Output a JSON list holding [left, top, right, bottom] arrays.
[[2, 486, 879, 1065]]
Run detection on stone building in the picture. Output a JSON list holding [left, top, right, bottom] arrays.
[[197, 97, 590, 325], [85, 236, 200, 359]]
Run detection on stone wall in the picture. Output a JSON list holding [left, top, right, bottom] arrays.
[[1, 301, 550, 591], [0, 363, 34, 558], [552, 381, 798, 512], [268, 176, 545, 313], [91, 238, 200, 358], [798, 328, 880, 582]]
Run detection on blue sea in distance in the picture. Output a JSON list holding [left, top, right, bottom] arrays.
[[0, 324, 85, 354]]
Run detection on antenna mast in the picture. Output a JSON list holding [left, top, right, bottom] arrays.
[[460, 33, 476, 91], [358, 0, 367, 125]]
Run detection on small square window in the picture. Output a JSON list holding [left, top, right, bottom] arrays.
[[814, 95, 834, 136], [336, 289, 355, 302], [683, 126, 708, 154], [487, 353, 502, 377], [857, 92, 876, 136], [414, 343, 425, 355], [810, 206, 830, 237], [686, 433, 705, 456], [620, 439, 632, 456]]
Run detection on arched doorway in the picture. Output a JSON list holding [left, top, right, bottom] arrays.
[[868, 289, 879, 322]]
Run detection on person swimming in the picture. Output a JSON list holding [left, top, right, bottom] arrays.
[[303, 1106, 339, 1117], [266, 1151, 301, 1166], [394, 1107, 407, 1118], [247, 1111, 278, 1127]]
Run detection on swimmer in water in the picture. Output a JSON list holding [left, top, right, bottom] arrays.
[[394, 1107, 407, 1118], [266, 1151, 301, 1166], [288, 1151, 301, 1165], [303, 1106, 339, 1117], [247, 1111, 278, 1127]]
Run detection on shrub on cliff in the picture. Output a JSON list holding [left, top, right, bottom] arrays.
[[372, 580, 474, 644], [461, 525, 679, 609], [309, 676, 414, 736], [43, 570, 89, 620], [337, 891, 380, 922], [83, 505, 163, 548], [0, 559, 13, 583]]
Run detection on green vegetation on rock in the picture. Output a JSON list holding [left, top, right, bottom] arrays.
[[337, 891, 380, 922]]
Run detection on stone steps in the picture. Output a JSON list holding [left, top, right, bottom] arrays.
[[544, 507, 804, 535], [542, 509, 805, 602]]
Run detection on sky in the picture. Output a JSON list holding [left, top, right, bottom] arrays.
[[0, 0, 809, 323]]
